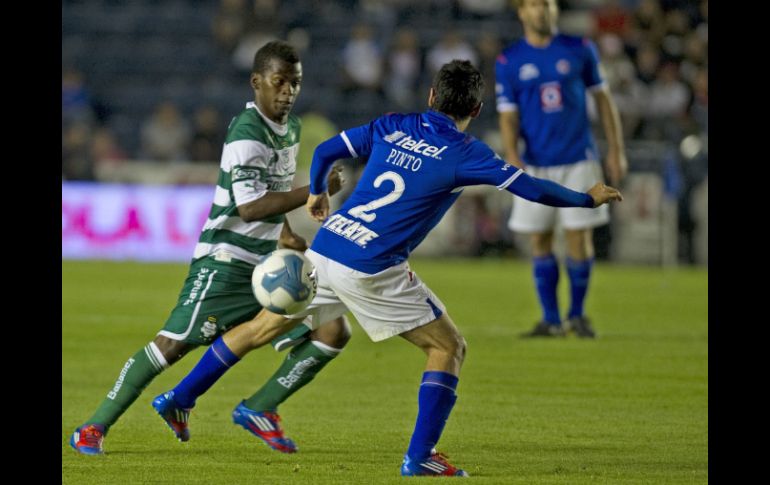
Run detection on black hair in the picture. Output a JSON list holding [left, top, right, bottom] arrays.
[[252, 41, 300, 74], [431, 60, 484, 119]]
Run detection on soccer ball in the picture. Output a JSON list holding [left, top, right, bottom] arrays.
[[251, 249, 317, 315]]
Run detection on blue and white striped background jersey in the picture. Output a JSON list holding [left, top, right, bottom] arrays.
[[495, 34, 605, 167], [310, 110, 524, 274]]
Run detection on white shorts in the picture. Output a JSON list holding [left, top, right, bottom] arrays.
[[508, 159, 609, 233], [287, 249, 446, 342]]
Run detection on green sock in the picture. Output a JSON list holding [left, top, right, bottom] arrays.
[[244, 339, 340, 411], [85, 342, 170, 431]]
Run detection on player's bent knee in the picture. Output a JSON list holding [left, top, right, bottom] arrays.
[[153, 335, 194, 365], [434, 314, 466, 360], [458, 335, 468, 362], [313, 316, 352, 349], [450, 334, 467, 364], [433, 332, 466, 364]]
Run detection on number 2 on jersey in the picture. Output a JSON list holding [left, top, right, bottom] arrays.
[[347, 171, 405, 223]]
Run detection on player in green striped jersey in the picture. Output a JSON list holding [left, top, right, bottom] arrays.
[[70, 41, 350, 455]]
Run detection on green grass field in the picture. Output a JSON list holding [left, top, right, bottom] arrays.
[[62, 259, 707, 484]]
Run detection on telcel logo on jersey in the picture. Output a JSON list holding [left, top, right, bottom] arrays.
[[384, 131, 448, 159]]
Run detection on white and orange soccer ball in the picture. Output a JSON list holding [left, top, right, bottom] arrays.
[[251, 249, 317, 315]]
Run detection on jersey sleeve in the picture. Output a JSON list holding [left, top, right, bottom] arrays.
[[223, 139, 273, 206], [455, 143, 523, 188], [455, 142, 593, 208], [308, 134, 354, 195], [340, 119, 376, 159], [495, 53, 518, 113], [581, 38, 605, 90]]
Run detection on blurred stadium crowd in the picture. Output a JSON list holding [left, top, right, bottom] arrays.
[[62, 0, 707, 263]]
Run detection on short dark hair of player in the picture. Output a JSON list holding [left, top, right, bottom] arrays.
[[431, 60, 484, 120], [252, 41, 300, 74], [513, 0, 559, 9]]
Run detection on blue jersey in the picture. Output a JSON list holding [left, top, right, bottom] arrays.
[[495, 34, 605, 167], [310, 111, 526, 274]]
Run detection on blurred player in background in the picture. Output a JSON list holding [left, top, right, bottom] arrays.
[[70, 41, 349, 455], [152, 60, 622, 476], [496, 0, 628, 338]]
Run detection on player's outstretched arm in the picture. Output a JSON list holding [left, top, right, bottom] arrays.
[[586, 182, 623, 207], [506, 171, 622, 208], [237, 187, 310, 222], [237, 155, 345, 223]]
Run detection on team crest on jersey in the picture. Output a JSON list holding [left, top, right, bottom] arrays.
[[539, 81, 563, 112], [556, 59, 571, 75], [519, 63, 539, 81], [384, 131, 407, 143], [267, 146, 297, 177], [201, 316, 218, 339], [276, 149, 294, 173]]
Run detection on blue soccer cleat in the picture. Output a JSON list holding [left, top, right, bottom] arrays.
[[401, 450, 469, 477], [70, 424, 106, 455], [152, 391, 191, 442], [232, 401, 297, 453]]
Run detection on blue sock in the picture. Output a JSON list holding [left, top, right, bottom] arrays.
[[171, 337, 240, 408], [533, 254, 560, 324], [406, 371, 459, 462], [566, 257, 593, 319]]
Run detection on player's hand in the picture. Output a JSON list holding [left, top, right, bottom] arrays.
[[587, 182, 623, 207], [327, 166, 345, 196], [307, 193, 330, 222], [279, 230, 307, 251], [605, 149, 628, 187]]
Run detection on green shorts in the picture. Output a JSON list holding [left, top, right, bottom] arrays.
[[157, 257, 262, 346]]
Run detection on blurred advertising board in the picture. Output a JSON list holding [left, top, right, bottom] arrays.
[[62, 182, 213, 262]]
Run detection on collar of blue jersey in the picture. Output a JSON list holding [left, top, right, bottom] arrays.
[[523, 30, 560, 49], [422, 109, 459, 132]]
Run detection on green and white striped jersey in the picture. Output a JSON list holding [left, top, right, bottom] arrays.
[[193, 101, 301, 265]]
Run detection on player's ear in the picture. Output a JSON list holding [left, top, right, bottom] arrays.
[[427, 88, 436, 108], [250, 73, 261, 90], [470, 102, 483, 119]]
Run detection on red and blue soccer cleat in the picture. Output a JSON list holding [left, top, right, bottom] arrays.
[[70, 424, 105, 455], [400, 450, 469, 477], [152, 391, 191, 442], [232, 401, 298, 453]]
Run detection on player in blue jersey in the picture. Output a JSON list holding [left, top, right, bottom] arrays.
[[154, 60, 622, 476], [496, 0, 628, 338]]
